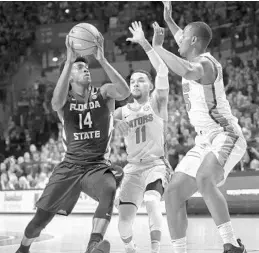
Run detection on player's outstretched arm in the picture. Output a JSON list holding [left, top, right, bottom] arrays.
[[126, 22, 169, 101], [52, 36, 78, 112], [93, 33, 130, 101], [153, 23, 204, 81], [162, 1, 183, 45]]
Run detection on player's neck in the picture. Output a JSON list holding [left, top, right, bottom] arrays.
[[187, 49, 206, 61], [134, 97, 148, 105], [72, 85, 90, 99]]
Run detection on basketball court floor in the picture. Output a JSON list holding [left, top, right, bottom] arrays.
[[0, 214, 259, 253]]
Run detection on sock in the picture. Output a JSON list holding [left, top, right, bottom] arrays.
[[124, 239, 136, 251], [218, 221, 238, 247], [171, 237, 187, 253], [18, 244, 30, 253], [87, 233, 103, 249], [151, 240, 160, 253]]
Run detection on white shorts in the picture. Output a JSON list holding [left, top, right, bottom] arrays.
[[175, 126, 247, 186], [119, 159, 171, 207]]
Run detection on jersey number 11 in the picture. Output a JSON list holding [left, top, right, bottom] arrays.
[[135, 125, 146, 144]]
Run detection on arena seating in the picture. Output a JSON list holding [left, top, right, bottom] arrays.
[[0, 2, 259, 190]]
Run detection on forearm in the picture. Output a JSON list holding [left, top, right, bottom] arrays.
[[51, 61, 72, 111], [154, 46, 191, 77], [139, 39, 168, 76], [166, 19, 183, 46], [99, 58, 129, 97], [166, 18, 181, 36]]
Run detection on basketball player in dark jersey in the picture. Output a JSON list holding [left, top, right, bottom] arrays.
[[15, 33, 130, 253]]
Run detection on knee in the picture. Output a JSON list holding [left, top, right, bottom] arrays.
[[164, 181, 180, 201], [118, 212, 133, 233], [196, 173, 214, 194], [100, 176, 117, 202], [25, 209, 54, 238], [164, 182, 185, 208]]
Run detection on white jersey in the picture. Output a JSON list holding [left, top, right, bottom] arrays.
[[182, 52, 238, 132], [121, 100, 165, 163]]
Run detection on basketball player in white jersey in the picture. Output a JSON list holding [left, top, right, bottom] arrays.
[[114, 21, 171, 253], [150, 2, 247, 253]]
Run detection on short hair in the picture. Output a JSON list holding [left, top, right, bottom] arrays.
[[189, 21, 212, 49], [131, 69, 153, 83], [59, 56, 88, 76]]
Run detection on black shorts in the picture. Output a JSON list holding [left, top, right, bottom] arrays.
[[36, 161, 123, 216]]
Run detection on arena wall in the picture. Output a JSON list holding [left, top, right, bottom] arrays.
[[0, 171, 258, 215]]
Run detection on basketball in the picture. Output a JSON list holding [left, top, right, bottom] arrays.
[[68, 23, 100, 56]]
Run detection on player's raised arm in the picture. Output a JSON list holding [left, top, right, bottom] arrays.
[[51, 36, 78, 112], [126, 21, 169, 101], [162, 1, 183, 46], [153, 22, 205, 81], [93, 33, 130, 101]]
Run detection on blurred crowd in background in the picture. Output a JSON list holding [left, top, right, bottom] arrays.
[[0, 1, 259, 190]]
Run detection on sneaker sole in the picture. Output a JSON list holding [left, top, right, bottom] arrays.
[[91, 240, 110, 253]]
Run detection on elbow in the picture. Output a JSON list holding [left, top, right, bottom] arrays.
[[118, 90, 130, 101], [51, 99, 61, 112], [119, 83, 131, 100], [157, 63, 169, 77]]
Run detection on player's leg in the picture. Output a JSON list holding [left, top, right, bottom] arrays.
[[16, 161, 83, 253], [144, 178, 164, 253], [196, 132, 247, 252], [16, 208, 55, 253], [165, 147, 202, 253], [81, 165, 120, 253], [164, 172, 197, 253], [118, 167, 144, 253]]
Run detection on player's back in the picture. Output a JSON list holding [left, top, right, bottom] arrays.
[[182, 52, 238, 133], [61, 88, 113, 164], [121, 100, 165, 163]]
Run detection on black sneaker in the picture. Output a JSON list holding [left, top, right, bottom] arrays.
[[223, 239, 247, 253], [86, 240, 110, 253]]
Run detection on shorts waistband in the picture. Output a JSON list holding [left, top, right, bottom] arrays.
[[128, 156, 165, 164]]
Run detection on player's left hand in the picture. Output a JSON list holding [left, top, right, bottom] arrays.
[[93, 32, 105, 61], [126, 21, 146, 45], [152, 22, 165, 48]]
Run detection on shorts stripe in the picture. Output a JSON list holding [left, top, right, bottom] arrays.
[[203, 56, 234, 133], [219, 133, 239, 167], [186, 154, 200, 159]]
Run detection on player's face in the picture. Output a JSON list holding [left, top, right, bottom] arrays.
[[130, 72, 151, 100], [71, 62, 91, 86], [178, 25, 195, 57]]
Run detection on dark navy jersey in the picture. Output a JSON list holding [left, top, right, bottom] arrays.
[[61, 88, 113, 164]]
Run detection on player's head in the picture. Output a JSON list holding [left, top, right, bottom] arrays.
[[60, 57, 91, 89], [178, 22, 212, 58], [130, 70, 153, 100]]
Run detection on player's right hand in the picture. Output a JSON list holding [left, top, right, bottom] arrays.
[[152, 22, 165, 48], [65, 35, 79, 63], [162, 1, 172, 22], [116, 120, 130, 137]]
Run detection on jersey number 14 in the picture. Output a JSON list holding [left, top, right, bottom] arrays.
[[79, 112, 93, 129], [135, 125, 146, 144]]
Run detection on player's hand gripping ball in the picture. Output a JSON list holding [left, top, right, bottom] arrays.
[[68, 23, 100, 56]]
